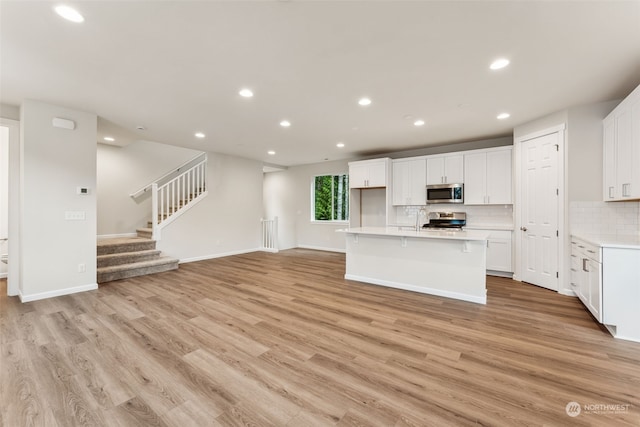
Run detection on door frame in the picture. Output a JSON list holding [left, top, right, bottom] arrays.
[[514, 123, 569, 295], [1, 118, 20, 296]]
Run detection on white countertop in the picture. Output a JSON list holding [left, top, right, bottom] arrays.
[[572, 233, 640, 250], [339, 227, 489, 241]]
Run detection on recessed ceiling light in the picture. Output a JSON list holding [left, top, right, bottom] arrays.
[[103, 136, 115, 142], [195, 132, 205, 138], [268, 150, 276, 155], [54, 5, 84, 23], [280, 120, 291, 127], [336, 142, 345, 148], [414, 120, 425, 126], [490, 58, 510, 70], [358, 97, 372, 106], [136, 125, 146, 131], [497, 113, 511, 120], [239, 88, 253, 98]]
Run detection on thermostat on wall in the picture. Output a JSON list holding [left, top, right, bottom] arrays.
[[77, 187, 90, 195]]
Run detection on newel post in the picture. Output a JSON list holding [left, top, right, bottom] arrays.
[[151, 183, 159, 240]]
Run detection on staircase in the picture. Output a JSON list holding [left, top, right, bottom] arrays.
[[97, 153, 207, 284], [97, 233, 179, 283]]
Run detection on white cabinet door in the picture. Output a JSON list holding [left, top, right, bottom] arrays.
[[392, 159, 426, 205], [368, 161, 388, 188], [486, 149, 512, 204], [603, 117, 617, 200], [349, 163, 369, 188], [603, 84, 640, 201], [616, 108, 634, 199], [426, 155, 464, 185], [486, 235, 512, 272], [587, 258, 602, 322], [392, 161, 410, 205], [444, 155, 464, 183], [463, 152, 486, 204], [464, 148, 512, 205], [349, 159, 389, 188], [426, 157, 445, 185], [408, 159, 427, 205]]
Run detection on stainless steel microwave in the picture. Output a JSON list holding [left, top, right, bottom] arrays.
[[426, 183, 464, 204]]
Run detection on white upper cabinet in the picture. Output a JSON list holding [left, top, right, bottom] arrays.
[[349, 158, 390, 188], [392, 158, 426, 205], [426, 154, 464, 185], [463, 147, 512, 205], [603, 84, 640, 201]]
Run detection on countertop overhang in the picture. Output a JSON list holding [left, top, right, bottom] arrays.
[[339, 227, 489, 241]]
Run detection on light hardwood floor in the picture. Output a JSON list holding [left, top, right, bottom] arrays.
[[1, 249, 639, 426]]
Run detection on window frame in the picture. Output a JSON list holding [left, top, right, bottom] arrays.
[[310, 173, 350, 224]]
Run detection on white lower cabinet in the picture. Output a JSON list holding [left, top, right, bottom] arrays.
[[485, 230, 512, 274], [570, 237, 603, 322], [569, 235, 640, 343], [467, 228, 512, 275]]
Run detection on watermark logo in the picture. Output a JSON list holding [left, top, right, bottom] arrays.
[[566, 401, 581, 417], [566, 401, 631, 417]]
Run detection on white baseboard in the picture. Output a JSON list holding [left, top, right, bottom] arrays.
[[97, 233, 137, 240], [344, 274, 487, 305], [260, 248, 279, 253], [297, 245, 346, 254], [558, 288, 577, 297], [179, 248, 261, 264], [487, 270, 513, 278], [20, 283, 98, 303]]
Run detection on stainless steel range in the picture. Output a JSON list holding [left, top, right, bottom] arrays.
[[422, 212, 466, 231]]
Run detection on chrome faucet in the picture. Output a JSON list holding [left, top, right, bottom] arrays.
[[415, 207, 426, 231]]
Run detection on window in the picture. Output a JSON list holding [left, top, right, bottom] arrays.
[[312, 174, 349, 222]]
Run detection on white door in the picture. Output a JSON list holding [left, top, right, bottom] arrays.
[[520, 132, 559, 291]]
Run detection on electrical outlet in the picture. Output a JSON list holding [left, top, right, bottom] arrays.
[[78, 263, 86, 273]]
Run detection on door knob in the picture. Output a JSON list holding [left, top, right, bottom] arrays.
[[520, 226, 528, 231]]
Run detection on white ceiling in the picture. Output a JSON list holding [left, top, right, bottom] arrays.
[[2, 1, 639, 167]]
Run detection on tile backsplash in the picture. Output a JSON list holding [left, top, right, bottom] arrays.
[[393, 204, 513, 226], [569, 201, 640, 236]]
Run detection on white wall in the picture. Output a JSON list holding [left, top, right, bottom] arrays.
[[97, 140, 202, 236], [158, 153, 263, 261], [19, 100, 97, 301], [263, 159, 350, 252], [0, 103, 20, 121], [566, 100, 619, 202]]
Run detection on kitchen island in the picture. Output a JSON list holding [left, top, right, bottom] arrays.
[[341, 227, 489, 304]]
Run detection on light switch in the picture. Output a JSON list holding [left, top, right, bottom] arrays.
[[65, 211, 86, 220]]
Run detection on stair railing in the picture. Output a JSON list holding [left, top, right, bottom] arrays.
[[261, 217, 278, 252], [148, 155, 208, 240]]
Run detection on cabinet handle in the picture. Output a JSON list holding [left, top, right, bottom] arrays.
[[582, 258, 588, 272], [623, 183, 631, 197], [487, 195, 490, 204], [609, 186, 615, 198], [570, 254, 577, 258], [444, 175, 447, 183], [587, 250, 596, 254]]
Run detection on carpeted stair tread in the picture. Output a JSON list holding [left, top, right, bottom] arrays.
[[97, 249, 162, 268], [97, 256, 179, 283], [97, 237, 156, 255], [136, 227, 153, 238]]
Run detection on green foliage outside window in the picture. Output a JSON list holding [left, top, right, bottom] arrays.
[[313, 174, 349, 221]]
